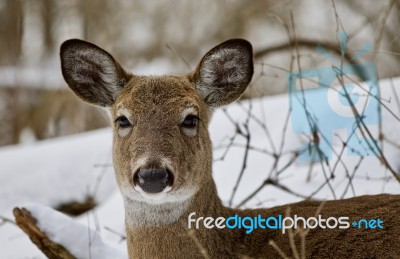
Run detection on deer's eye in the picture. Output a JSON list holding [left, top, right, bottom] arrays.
[[181, 115, 198, 128], [116, 116, 132, 128]]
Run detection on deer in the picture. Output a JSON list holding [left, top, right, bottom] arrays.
[[60, 38, 400, 259]]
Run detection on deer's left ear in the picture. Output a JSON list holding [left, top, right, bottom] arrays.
[[191, 39, 253, 107]]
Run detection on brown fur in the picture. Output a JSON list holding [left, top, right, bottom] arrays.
[[60, 39, 400, 259], [128, 186, 400, 258]]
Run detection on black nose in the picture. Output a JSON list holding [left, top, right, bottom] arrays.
[[134, 169, 173, 193]]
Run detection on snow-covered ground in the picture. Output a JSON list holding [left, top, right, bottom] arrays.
[[1, 77, 400, 258]]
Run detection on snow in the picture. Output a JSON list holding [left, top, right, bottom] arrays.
[[26, 204, 126, 259], [0, 128, 116, 214], [1, 77, 400, 258]]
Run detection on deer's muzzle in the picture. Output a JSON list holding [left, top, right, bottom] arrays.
[[134, 168, 174, 193]]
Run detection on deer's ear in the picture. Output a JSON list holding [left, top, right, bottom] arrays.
[[191, 39, 253, 107], [60, 39, 131, 107]]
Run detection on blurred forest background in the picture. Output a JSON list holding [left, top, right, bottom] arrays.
[[0, 0, 399, 146]]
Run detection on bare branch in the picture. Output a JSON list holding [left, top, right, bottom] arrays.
[[13, 207, 75, 259]]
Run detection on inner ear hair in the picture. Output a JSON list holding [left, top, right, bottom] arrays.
[[60, 39, 131, 107], [192, 39, 254, 107]]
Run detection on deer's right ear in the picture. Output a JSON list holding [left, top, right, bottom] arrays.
[[60, 39, 131, 107]]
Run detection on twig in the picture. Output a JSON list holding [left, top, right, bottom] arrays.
[[0, 215, 16, 226], [269, 240, 290, 259], [187, 229, 211, 259], [255, 38, 357, 66], [166, 43, 192, 70], [286, 207, 300, 259], [104, 226, 127, 242], [229, 102, 253, 206]]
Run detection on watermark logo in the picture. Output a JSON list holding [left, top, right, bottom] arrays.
[[287, 32, 381, 161], [188, 212, 384, 234]]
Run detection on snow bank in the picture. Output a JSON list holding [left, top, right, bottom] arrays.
[[25, 204, 126, 259], [0, 129, 116, 214]]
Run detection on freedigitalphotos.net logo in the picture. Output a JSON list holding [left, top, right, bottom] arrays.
[[287, 32, 381, 161], [188, 212, 384, 234]]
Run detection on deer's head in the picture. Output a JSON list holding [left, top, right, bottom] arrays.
[[60, 39, 253, 205]]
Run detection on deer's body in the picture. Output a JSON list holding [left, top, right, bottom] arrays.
[[126, 188, 400, 258], [60, 39, 400, 258]]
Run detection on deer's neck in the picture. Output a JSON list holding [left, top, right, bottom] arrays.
[[124, 178, 238, 258], [123, 196, 192, 227]]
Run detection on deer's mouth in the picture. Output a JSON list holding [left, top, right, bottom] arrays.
[[133, 168, 174, 194]]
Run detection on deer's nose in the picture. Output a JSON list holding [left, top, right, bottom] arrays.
[[134, 168, 173, 193]]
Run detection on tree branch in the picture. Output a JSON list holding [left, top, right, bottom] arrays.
[[13, 207, 75, 259]]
